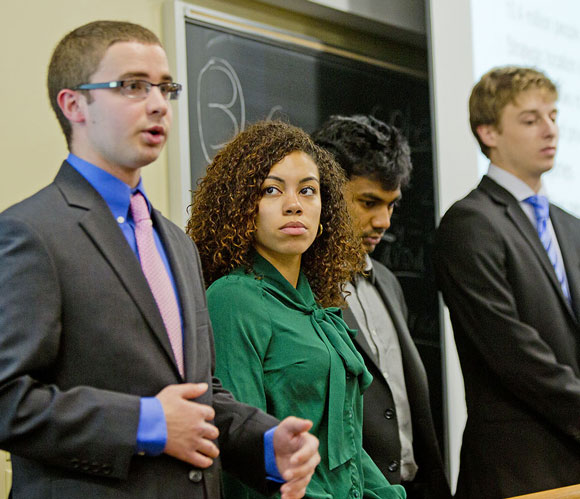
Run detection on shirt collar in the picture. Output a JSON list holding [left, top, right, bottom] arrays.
[[486, 163, 548, 202], [354, 254, 375, 285], [66, 153, 150, 220]]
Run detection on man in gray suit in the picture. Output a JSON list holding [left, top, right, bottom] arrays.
[[0, 20, 319, 499], [313, 115, 450, 499], [434, 66, 580, 498]]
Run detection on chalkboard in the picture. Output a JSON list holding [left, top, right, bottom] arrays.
[[184, 16, 443, 441]]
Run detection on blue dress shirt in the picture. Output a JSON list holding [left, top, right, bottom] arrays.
[[67, 153, 175, 455], [66, 154, 282, 478]]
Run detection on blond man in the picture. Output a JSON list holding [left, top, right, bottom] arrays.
[[434, 66, 580, 498]]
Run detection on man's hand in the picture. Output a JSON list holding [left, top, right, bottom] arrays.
[[273, 417, 320, 499], [156, 383, 219, 468]]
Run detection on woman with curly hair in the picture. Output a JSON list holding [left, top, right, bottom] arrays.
[[187, 120, 405, 499]]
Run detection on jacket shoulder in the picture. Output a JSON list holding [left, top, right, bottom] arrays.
[[370, 258, 401, 290]]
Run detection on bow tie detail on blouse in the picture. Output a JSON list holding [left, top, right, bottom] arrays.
[[306, 306, 373, 470], [248, 252, 373, 470]]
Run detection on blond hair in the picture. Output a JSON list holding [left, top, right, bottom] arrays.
[[469, 66, 557, 158]]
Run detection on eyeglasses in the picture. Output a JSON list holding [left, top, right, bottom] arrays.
[[73, 79, 182, 100]]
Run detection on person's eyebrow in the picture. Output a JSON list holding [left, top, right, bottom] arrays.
[[264, 175, 320, 183], [299, 176, 320, 184], [118, 71, 173, 82], [518, 107, 558, 117], [359, 192, 400, 201], [264, 175, 285, 183]]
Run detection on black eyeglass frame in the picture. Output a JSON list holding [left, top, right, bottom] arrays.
[[73, 80, 182, 100]]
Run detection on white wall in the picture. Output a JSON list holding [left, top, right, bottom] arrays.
[[470, 0, 580, 216], [426, 0, 480, 491]]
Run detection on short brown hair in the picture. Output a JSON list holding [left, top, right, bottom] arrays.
[[469, 66, 558, 158], [47, 20, 161, 148], [187, 120, 365, 308]]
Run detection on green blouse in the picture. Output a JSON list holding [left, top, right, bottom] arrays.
[[208, 253, 406, 499]]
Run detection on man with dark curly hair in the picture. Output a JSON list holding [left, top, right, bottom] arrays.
[[313, 115, 450, 499]]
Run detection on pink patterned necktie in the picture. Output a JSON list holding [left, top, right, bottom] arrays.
[[130, 192, 184, 376]]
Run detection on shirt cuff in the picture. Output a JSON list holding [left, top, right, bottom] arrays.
[[264, 425, 285, 483], [136, 397, 167, 455]]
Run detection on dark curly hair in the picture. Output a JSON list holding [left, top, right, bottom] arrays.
[[187, 120, 364, 308], [312, 114, 412, 191]]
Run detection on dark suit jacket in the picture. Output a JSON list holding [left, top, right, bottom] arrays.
[[0, 162, 278, 499], [434, 175, 580, 499], [343, 259, 450, 499]]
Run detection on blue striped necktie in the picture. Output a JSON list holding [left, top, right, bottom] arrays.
[[524, 195, 571, 301]]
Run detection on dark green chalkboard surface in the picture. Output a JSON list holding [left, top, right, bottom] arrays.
[[185, 17, 443, 445]]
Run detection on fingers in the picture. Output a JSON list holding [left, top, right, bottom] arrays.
[[170, 382, 210, 401], [199, 420, 220, 441], [278, 416, 313, 437], [157, 383, 216, 421], [182, 436, 220, 468], [281, 436, 320, 483], [274, 419, 320, 497], [156, 383, 220, 466], [187, 451, 215, 469], [287, 432, 319, 469], [279, 472, 314, 499]]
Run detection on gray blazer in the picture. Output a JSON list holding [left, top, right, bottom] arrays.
[[434, 175, 580, 499], [343, 259, 450, 499], [0, 162, 278, 498]]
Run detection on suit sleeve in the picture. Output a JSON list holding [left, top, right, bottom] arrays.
[[433, 204, 580, 441], [0, 214, 139, 479]]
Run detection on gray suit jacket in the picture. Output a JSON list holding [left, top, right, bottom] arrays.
[[343, 259, 450, 499], [0, 162, 278, 498], [434, 175, 580, 499]]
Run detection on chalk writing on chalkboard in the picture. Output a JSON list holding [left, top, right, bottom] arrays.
[[196, 56, 290, 163], [196, 58, 245, 163]]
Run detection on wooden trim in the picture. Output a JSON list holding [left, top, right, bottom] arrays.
[[507, 484, 580, 499], [1, 450, 11, 499]]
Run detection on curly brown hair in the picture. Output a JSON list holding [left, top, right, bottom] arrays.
[[187, 120, 364, 308]]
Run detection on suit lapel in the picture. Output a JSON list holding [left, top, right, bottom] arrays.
[[346, 271, 408, 375], [371, 267, 423, 381], [343, 305, 379, 367], [153, 210, 193, 380], [480, 176, 576, 320], [372, 272, 409, 344], [55, 163, 181, 376]]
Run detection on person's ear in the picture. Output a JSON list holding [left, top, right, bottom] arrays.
[[476, 124, 499, 149], [57, 89, 87, 124]]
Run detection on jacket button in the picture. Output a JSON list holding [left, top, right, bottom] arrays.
[[387, 460, 399, 472], [188, 469, 203, 483], [384, 408, 395, 420]]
